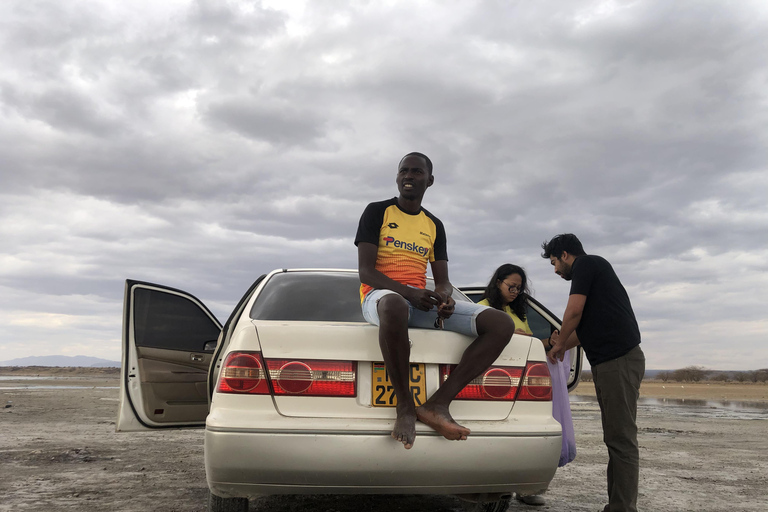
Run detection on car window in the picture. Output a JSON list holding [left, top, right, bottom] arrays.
[[249, 272, 469, 321], [133, 288, 221, 351], [458, 288, 483, 303], [525, 304, 555, 340], [250, 272, 366, 322], [453, 290, 473, 303]]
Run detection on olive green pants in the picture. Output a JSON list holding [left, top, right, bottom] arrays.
[[593, 345, 645, 512]]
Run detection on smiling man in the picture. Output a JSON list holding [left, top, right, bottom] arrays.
[[355, 152, 515, 449], [542, 233, 645, 512]]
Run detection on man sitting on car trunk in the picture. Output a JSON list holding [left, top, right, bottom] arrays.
[[355, 152, 515, 449]]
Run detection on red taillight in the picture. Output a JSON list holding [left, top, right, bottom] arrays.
[[440, 365, 523, 401], [265, 359, 356, 397], [517, 362, 553, 401], [217, 352, 271, 394], [217, 353, 357, 397]]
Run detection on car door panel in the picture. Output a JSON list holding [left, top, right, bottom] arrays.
[[117, 280, 222, 431]]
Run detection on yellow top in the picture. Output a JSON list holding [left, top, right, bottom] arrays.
[[355, 198, 445, 302], [478, 299, 532, 335]]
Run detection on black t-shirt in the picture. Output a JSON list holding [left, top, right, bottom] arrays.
[[570, 255, 641, 366]]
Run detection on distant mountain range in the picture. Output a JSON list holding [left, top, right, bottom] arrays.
[[0, 355, 120, 367]]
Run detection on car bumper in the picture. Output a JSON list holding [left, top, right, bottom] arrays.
[[205, 427, 561, 498]]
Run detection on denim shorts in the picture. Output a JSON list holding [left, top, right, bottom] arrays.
[[361, 288, 491, 337]]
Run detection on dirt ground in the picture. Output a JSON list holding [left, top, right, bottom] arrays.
[[1, 368, 766, 512]]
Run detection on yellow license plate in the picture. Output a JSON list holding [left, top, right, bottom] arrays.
[[372, 362, 426, 407]]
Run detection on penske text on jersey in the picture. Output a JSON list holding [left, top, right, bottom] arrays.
[[383, 236, 430, 257]]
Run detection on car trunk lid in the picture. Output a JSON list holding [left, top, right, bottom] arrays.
[[252, 320, 538, 420]]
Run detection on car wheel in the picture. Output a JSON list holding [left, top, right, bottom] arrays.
[[208, 491, 248, 512], [475, 495, 511, 512]]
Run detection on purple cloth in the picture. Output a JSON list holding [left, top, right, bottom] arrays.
[[547, 350, 577, 466]]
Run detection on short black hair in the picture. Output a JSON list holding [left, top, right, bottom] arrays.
[[400, 152, 433, 175], [541, 233, 586, 259]]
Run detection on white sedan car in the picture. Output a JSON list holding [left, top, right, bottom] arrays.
[[117, 269, 583, 512]]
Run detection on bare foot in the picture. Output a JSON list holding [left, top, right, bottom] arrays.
[[416, 403, 470, 441], [391, 410, 416, 449]]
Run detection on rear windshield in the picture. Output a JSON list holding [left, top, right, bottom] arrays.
[[249, 271, 469, 322], [249, 272, 365, 322]]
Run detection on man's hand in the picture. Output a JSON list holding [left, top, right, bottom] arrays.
[[549, 294, 585, 364], [547, 329, 567, 363], [436, 295, 455, 319], [404, 288, 443, 311]]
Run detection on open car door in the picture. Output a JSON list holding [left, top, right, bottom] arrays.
[[116, 280, 222, 432]]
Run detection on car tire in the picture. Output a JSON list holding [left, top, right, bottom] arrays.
[[475, 496, 511, 512], [208, 491, 248, 512]]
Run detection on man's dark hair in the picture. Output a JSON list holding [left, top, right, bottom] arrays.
[[541, 233, 586, 259], [400, 152, 433, 175]]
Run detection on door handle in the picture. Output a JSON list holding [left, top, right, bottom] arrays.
[[191, 354, 204, 362]]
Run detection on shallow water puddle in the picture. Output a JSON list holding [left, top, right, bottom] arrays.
[[570, 394, 768, 420]]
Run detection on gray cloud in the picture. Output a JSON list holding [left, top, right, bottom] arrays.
[[202, 97, 327, 146], [1, 0, 767, 369]]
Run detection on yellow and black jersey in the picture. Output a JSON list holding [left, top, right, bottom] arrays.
[[354, 197, 447, 302]]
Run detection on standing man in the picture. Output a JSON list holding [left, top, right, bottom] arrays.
[[542, 233, 645, 512], [355, 152, 515, 450]]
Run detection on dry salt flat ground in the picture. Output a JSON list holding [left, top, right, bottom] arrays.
[[1, 370, 766, 511]]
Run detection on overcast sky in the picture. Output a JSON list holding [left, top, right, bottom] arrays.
[[1, 0, 766, 370]]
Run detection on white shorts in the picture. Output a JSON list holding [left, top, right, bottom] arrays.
[[361, 288, 490, 337]]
